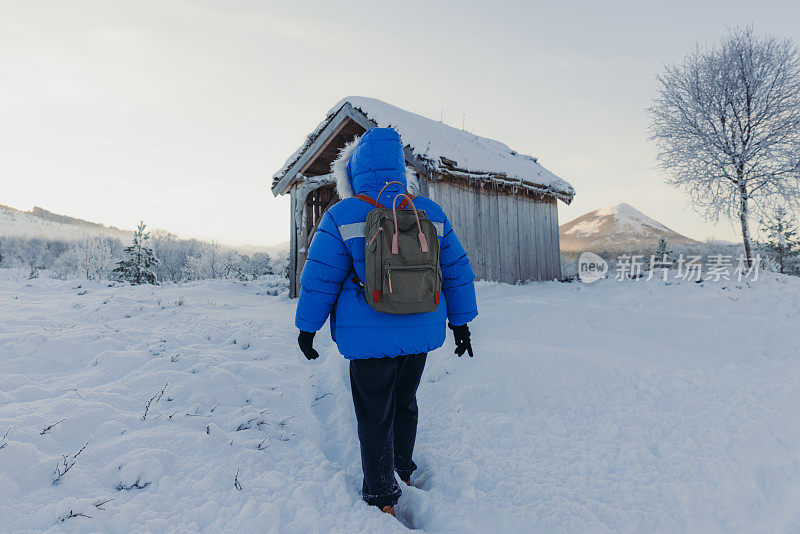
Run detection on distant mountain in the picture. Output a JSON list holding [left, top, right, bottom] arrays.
[[559, 203, 700, 253], [0, 204, 289, 255], [235, 242, 290, 256], [0, 204, 132, 242]]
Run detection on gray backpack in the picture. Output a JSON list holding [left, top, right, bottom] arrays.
[[356, 181, 442, 314]]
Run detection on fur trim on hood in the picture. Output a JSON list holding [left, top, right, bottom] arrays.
[[330, 134, 419, 199]]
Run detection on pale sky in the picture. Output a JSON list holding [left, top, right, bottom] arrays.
[[2, 0, 799, 246]]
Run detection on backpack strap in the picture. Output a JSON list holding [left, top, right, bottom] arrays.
[[354, 192, 415, 210], [399, 194, 415, 209], [354, 194, 385, 208]]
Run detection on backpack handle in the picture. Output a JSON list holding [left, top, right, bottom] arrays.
[[391, 193, 429, 254], [376, 180, 408, 204]]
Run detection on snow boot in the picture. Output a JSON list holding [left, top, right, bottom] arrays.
[[381, 505, 396, 517], [401, 477, 411, 486]]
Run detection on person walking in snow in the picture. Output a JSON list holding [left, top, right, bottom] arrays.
[[295, 127, 478, 517]]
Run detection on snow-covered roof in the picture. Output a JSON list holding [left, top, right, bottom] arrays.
[[272, 96, 575, 203]]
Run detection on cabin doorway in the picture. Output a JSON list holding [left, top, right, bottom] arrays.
[[305, 184, 339, 245], [293, 183, 339, 292]]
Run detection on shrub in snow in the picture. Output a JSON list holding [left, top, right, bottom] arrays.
[[182, 243, 278, 281], [184, 241, 230, 280], [560, 253, 579, 281], [76, 237, 115, 281], [271, 251, 289, 279], [249, 252, 274, 278], [149, 231, 206, 283]]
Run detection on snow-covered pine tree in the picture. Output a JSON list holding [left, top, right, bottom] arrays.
[[653, 237, 674, 264], [113, 221, 158, 284], [759, 208, 800, 274], [645, 237, 674, 272]]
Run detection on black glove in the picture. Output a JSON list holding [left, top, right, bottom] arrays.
[[298, 331, 319, 360], [448, 323, 473, 357]]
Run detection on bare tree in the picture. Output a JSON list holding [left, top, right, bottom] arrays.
[[76, 238, 114, 281], [649, 26, 800, 266], [16, 238, 46, 278]]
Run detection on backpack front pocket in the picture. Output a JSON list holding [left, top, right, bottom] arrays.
[[383, 261, 437, 304]]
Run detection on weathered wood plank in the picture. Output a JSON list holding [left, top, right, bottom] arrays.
[[517, 197, 531, 282], [472, 185, 486, 280], [535, 200, 545, 280], [551, 199, 563, 280], [516, 197, 526, 282], [426, 179, 436, 203], [526, 198, 539, 281], [542, 199, 552, 280], [498, 192, 514, 284], [489, 187, 502, 281], [541, 198, 552, 280], [544, 199, 557, 280], [447, 183, 463, 257], [438, 182, 453, 229], [478, 187, 494, 280], [525, 198, 537, 281], [465, 186, 481, 280], [550, 201, 560, 279], [529, 199, 542, 281], [510, 194, 521, 283], [289, 189, 298, 297], [511, 193, 522, 283], [455, 185, 474, 278]]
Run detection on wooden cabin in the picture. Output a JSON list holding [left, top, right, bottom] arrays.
[[271, 97, 575, 297]]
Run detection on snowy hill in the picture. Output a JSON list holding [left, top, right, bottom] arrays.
[[560, 202, 700, 253], [2, 272, 800, 531], [0, 204, 132, 242], [0, 204, 289, 255], [236, 241, 290, 257]]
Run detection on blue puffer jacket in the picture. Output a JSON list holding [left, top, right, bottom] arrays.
[[295, 127, 478, 359]]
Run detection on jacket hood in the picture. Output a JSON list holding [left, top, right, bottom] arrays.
[[331, 127, 418, 205]]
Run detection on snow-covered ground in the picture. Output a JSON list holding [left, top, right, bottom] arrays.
[[2, 270, 800, 532]]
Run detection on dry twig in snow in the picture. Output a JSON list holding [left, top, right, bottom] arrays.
[[58, 510, 92, 522], [40, 418, 67, 435], [53, 437, 92, 484], [142, 380, 169, 421], [234, 467, 243, 491]]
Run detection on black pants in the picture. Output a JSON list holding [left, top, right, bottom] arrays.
[[349, 352, 427, 508]]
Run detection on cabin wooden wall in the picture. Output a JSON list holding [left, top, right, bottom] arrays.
[[427, 180, 562, 284], [288, 179, 562, 296]]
